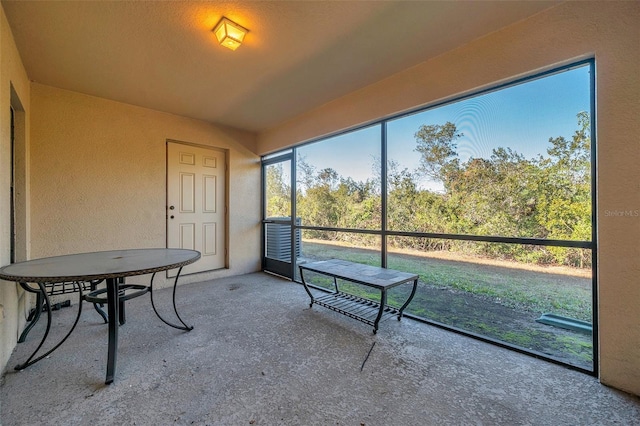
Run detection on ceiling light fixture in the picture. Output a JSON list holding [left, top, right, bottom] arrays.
[[213, 17, 248, 51]]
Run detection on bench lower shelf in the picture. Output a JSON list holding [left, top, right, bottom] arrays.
[[312, 292, 400, 328], [299, 259, 419, 334]]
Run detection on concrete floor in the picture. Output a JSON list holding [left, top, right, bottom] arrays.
[[1, 272, 639, 425]]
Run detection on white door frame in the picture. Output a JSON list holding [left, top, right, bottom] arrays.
[[166, 140, 229, 274]]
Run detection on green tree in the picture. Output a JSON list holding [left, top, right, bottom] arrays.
[[265, 163, 290, 218], [414, 122, 462, 186], [536, 111, 592, 266], [411, 114, 591, 267], [293, 113, 592, 268], [387, 161, 420, 232]]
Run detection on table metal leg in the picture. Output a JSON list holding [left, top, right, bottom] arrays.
[[89, 279, 108, 323], [105, 277, 119, 384], [119, 298, 126, 325], [117, 277, 127, 325], [299, 267, 314, 307], [149, 269, 194, 331], [15, 282, 84, 370], [18, 291, 44, 343], [373, 289, 388, 334], [18, 280, 106, 342], [398, 278, 418, 320]]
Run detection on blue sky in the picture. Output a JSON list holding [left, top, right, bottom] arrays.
[[297, 64, 591, 190]]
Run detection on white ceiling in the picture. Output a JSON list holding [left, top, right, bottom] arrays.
[[2, 0, 559, 133]]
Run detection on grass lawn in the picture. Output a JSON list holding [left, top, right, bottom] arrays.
[[299, 239, 594, 370]]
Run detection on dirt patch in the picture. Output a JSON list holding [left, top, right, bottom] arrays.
[[405, 284, 593, 370], [301, 239, 594, 371]]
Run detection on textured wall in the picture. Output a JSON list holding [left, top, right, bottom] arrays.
[[30, 83, 261, 288], [0, 5, 31, 374], [257, 2, 640, 395]]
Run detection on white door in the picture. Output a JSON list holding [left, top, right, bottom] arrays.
[[167, 142, 226, 274]]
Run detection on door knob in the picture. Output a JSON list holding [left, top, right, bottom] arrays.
[[169, 206, 175, 210], [170, 215, 175, 219]]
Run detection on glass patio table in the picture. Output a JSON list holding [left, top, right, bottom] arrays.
[[0, 248, 200, 384]]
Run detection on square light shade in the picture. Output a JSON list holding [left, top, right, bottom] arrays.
[[213, 17, 248, 51]]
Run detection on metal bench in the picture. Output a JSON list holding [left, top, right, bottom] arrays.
[[299, 259, 419, 333]]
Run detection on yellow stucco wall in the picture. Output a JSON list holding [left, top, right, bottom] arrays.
[[257, 2, 640, 395], [0, 5, 31, 374], [30, 83, 261, 289]]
